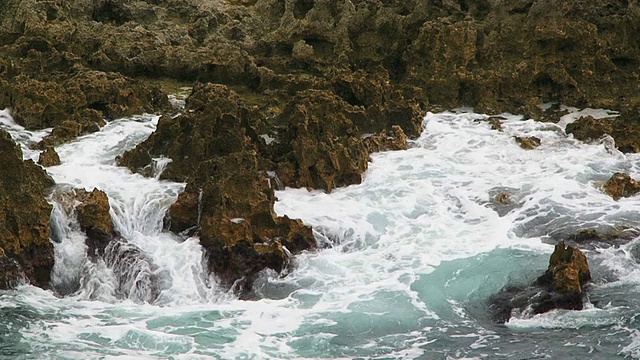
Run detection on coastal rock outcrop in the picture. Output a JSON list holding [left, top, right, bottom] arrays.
[[37, 146, 61, 167], [489, 241, 591, 323], [566, 111, 640, 153], [51, 187, 116, 257], [0, 129, 55, 289], [602, 172, 640, 200], [120, 84, 316, 292]]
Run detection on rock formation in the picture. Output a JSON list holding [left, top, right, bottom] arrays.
[[515, 136, 541, 150], [5, 0, 640, 293], [0, 129, 55, 289], [120, 84, 316, 293], [566, 111, 640, 153], [603, 172, 640, 200], [51, 187, 116, 257], [489, 241, 591, 323], [37, 146, 61, 167]]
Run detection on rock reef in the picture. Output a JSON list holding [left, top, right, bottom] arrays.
[[3, 0, 640, 292]]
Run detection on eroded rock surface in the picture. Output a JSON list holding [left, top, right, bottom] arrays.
[[37, 146, 61, 167], [489, 241, 591, 323], [603, 172, 640, 200], [0, 129, 55, 289], [51, 187, 116, 257], [120, 84, 316, 292], [7, 0, 640, 292], [515, 136, 541, 150]]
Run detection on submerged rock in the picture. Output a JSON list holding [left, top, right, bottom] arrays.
[[514, 136, 541, 150], [104, 240, 159, 304], [0, 129, 55, 289], [0, 249, 24, 290], [602, 172, 640, 200], [37, 146, 61, 167], [488, 241, 591, 323]]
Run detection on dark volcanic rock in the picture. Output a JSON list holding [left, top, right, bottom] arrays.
[[0, 129, 55, 289], [489, 241, 591, 323]]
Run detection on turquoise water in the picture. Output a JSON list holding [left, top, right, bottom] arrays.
[[2, 110, 640, 359]]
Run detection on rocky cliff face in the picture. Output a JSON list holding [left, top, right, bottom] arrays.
[[0, 129, 54, 289]]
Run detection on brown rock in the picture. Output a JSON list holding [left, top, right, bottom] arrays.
[[76, 188, 115, 257], [515, 136, 541, 149], [272, 89, 369, 191], [488, 117, 504, 132], [363, 125, 409, 154], [488, 240, 592, 323], [51, 187, 116, 257], [37, 146, 61, 167], [495, 192, 510, 204], [120, 84, 315, 293], [603, 172, 640, 200], [547, 241, 591, 295], [566, 116, 614, 143], [0, 129, 55, 288]]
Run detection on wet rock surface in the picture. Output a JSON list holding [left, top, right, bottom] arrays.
[[515, 136, 541, 150], [51, 187, 116, 258], [37, 146, 61, 167], [602, 172, 640, 200], [121, 84, 316, 292], [0, 129, 55, 289], [6, 0, 640, 292], [489, 241, 592, 323], [566, 111, 640, 153]]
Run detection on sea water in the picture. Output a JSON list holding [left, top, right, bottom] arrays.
[[1, 109, 640, 359]]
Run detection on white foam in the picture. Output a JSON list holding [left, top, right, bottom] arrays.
[[4, 109, 640, 358]]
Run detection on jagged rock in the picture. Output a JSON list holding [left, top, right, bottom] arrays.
[[488, 241, 591, 323], [76, 189, 115, 257], [566, 116, 614, 142], [515, 136, 541, 150], [363, 125, 409, 154], [0, 129, 55, 289], [270, 89, 369, 191], [603, 172, 640, 200], [545, 241, 591, 295], [50, 187, 116, 257], [566, 111, 640, 153], [120, 84, 315, 292], [37, 146, 61, 167]]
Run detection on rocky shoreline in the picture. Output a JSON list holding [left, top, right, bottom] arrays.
[[2, 0, 640, 315]]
